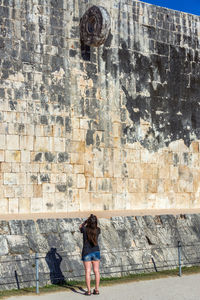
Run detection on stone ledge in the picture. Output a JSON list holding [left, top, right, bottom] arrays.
[[0, 209, 200, 221]]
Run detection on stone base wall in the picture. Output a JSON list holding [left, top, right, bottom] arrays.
[[0, 214, 200, 290]]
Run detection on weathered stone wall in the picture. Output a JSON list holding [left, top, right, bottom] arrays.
[[0, 0, 200, 213], [0, 214, 200, 289]]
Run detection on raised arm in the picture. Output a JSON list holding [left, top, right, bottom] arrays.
[[79, 219, 87, 230]]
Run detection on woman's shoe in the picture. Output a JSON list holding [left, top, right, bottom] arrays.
[[93, 289, 100, 295], [84, 291, 91, 296]]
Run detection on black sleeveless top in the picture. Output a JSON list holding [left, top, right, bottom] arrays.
[[80, 226, 101, 258]]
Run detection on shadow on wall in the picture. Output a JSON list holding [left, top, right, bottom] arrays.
[[45, 248, 86, 295], [45, 248, 65, 285]]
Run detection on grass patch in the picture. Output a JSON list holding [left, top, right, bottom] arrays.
[[0, 266, 200, 299]]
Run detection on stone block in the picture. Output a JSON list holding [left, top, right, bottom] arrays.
[[126, 149, 141, 163], [54, 194, 67, 212], [141, 179, 157, 193], [142, 163, 158, 179], [176, 193, 190, 208], [11, 163, 20, 173], [190, 141, 199, 153], [90, 193, 113, 211], [0, 236, 9, 256], [84, 159, 94, 177], [21, 150, 30, 163], [178, 179, 193, 193], [71, 118, 80, 129], [67, 189, 80, 212], [30, 163, 40, 173], [113, 149, 122, 161], [33, 184, 43, 197], [8, 198, 19, 213], [128, 179, 141, 193], [27, 233, 49, 252], [80, 119, 89, 129], [6, 235, 29, 254], [70, 141, 85, 153], [74, 164, 84, 174], [113, 162, 122, 178], [14, 185, 25, 197], [59, 232, 79, 252], [0, 134, 6, 149], [170, 166, 179, 180], [97, 178, 112, 192], [72, 129, 85, 141], [42, 183, 55, 193], [86, 177, 96, 192], [0, 162, 12, 172], [0, 198, 9, 214], [43, 194, 55, 212], [20, 136, 34, 151], [127, 163, 142, 179], [116, 178, 127, 193], [128, 193, 147, 210], [50, 137, 65, 152], [0, 220, 10, 235], [20, 163, 30, 173], [4, 186, 15, 198], [178, 165, 193, 181], [77, 174, 86, 188], [8, 220, 24, 235], [71, 152, 84, 164], [0, 124, 7, 135], [157, 179, 166, 193], [34, 137, 49, 152], [158, 165, 169, 179], [37, 218, 59, 234], [5, 150, 21, 162], [34, 125, 44, 136], [4, 173, 19, 185], [113, 137, 121, 148], [140, 149, 157, 163], [31, 197, 43, 213], [112, 122, 121, 137], [18, 198, 31, 213], [18, 173, 27, 185], [0, 150, 4, 162], [113, 193, 127, 210], [6, 135, 19, 150], [24, 184, 33, 197], [79, 189, 90, 211]]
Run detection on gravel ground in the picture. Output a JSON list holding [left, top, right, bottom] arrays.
[[6, 274, 200, 300]]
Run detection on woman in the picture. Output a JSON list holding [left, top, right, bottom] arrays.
[[80, 214, 101, 296]]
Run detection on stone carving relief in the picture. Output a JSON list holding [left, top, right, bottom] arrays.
[[80, 5, 111, 47]]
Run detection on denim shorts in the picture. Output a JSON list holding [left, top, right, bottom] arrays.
[[82, 251, 101, 262]]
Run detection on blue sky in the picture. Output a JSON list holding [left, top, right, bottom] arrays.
[[140, 0, 200, 16]]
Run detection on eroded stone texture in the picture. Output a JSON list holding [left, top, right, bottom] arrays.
[[0, 215, 199, 289], [0, 0, 199, 213]]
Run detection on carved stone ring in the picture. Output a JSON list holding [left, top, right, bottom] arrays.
[[80, 6, 111, 47]]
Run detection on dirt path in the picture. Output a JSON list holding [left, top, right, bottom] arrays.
[[5, 274, 200, 300], [0, 208, 200, 221]]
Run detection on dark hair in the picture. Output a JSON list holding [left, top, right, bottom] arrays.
[[86, 214, 98, 246]]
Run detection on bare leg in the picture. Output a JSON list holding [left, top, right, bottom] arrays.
[[83, 261, 91, 293], [92, 260, 100, 292]]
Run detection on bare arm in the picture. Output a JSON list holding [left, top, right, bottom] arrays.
[[79, 219, 87, 230]]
